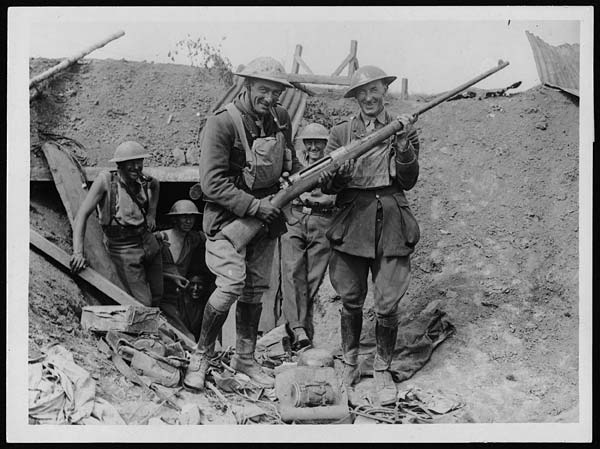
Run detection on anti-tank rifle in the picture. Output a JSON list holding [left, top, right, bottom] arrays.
[[218, 60, 510, 251]]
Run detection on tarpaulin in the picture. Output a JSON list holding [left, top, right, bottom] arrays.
[[348, 306, 455, 382]]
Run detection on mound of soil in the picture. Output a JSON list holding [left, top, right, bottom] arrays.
[[28, 57, 579, 424]]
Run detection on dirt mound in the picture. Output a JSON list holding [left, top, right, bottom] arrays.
[[29, 57, 579, 423]]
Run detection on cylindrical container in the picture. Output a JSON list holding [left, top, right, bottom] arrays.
[[290, 381, 336, 407]]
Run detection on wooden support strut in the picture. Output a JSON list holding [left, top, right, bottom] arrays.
[[30, 163, 201, 183], [30, 229, 197, 349], [29, 30, 126, 90]]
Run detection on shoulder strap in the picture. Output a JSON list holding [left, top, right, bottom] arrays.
[[225, 103, 253, 163], [347, 116, 354, 142], [109, 171, 119, 225]]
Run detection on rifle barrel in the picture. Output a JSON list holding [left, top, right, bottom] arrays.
[[415, 60, 510, 116]]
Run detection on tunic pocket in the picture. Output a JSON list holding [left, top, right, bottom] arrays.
[[393, 193, 420, 248], [325, 191, 358, 245]]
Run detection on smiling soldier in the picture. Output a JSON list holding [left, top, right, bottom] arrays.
[[321, 66, 421, 405], [70, 141, 163, 307], [183, 57, 302, 390]]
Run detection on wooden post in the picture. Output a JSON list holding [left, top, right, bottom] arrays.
[[29, 30, 125, 89], [291, 45, 303, 74], [348, 40, 358, 77], [401, 78, 409, 100]]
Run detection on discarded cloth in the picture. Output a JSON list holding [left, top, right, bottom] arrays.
[[28, 345, 125, 425]]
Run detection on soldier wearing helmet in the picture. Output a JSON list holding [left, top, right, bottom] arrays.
[[184, 57, 302, 390], [154, 199, 215, 341], [321, 65, 421, 405], [277, 122, 337, 350], [70, 141, 163, 307]]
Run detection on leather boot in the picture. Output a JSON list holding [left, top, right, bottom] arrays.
[[183, 303, 228, 390], [291, 326, 311, 351], [373, 321, 398, 406], [340, 307, 363, 388], [230, 302, 274, 388]]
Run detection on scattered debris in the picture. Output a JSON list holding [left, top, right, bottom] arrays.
[[28, 345, 126, 424], [81, 305, 161, 334]]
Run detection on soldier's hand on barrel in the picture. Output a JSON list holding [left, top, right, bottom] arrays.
[[70, 252, 87, 273], [317, 170, 335, 188], [398, 113, 417, 132], [256, 198, 281, 224], [337, 159, 355, 181]]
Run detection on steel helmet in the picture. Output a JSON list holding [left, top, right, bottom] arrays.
[[344, 65, 397, 98], [298, 123, 329, 141], [166, 199, 202, 216], [109, 141, 150, 163], [234, 57, 293, 88]]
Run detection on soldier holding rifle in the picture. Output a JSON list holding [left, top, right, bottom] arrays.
[[321, 66, 421, 405], [184, 57, 302, 390]]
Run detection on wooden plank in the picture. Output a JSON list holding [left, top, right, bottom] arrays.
[[348, 40, 358, 77], [294, 55, 314, 75], [31, 163, 200, 183], [41, 143, 126, 290], [30, 229, 196, 349], [291, 45, 303, 74], [30, 30, 125, 88], [30, 228, 138, 306], [401, 78, 409, 100], [286, 73, 351, 86]]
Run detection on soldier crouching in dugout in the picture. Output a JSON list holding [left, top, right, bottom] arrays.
[[70, 141, 163, 307], [183, 57, 302, 390], [321, 66, 421, 405], [155, 199, 215, 341], [281, 123, 337, 350]]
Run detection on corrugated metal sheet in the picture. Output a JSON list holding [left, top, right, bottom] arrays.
[[206, 75, 308, 139], [526, 31, 579, 97]]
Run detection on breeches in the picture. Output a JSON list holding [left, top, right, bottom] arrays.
[[204, 233, 277, 312], [105, 231, 163, 307], [281, 213, 332, 334], [329, 250, 411, 325]]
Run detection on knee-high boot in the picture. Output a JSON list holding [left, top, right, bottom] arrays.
[[341, 307, 363, 387], [373, 320, 398, 405], [230, 302, 274, 387], [183, 303, 228, 390]]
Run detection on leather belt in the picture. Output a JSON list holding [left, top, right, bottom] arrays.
[[292, 204, 337, 216], [103, 224, 146, 239]]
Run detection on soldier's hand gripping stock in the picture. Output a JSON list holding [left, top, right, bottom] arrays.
[[256, 197, 282, 224]]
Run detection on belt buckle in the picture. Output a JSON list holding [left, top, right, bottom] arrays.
[[302, 206, 312, 215]]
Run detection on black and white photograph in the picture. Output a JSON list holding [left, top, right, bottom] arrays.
[[6, 5, 593, 443]]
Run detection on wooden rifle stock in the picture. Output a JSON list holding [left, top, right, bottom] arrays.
[[221, 60, 510, 251]]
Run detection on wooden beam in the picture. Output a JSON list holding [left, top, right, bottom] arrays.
[[331, 54, 353, 77], [286, 73, 351, 86], [348, 40, 358, 76], [332, 40, 358, 77], [31, 163, 200, 183], [291, 45, 303, 74], [30, 30, 125, 90], [294, 55, 314, 75], [30, 229, 196, 349], [401, 78, 409, 100]]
